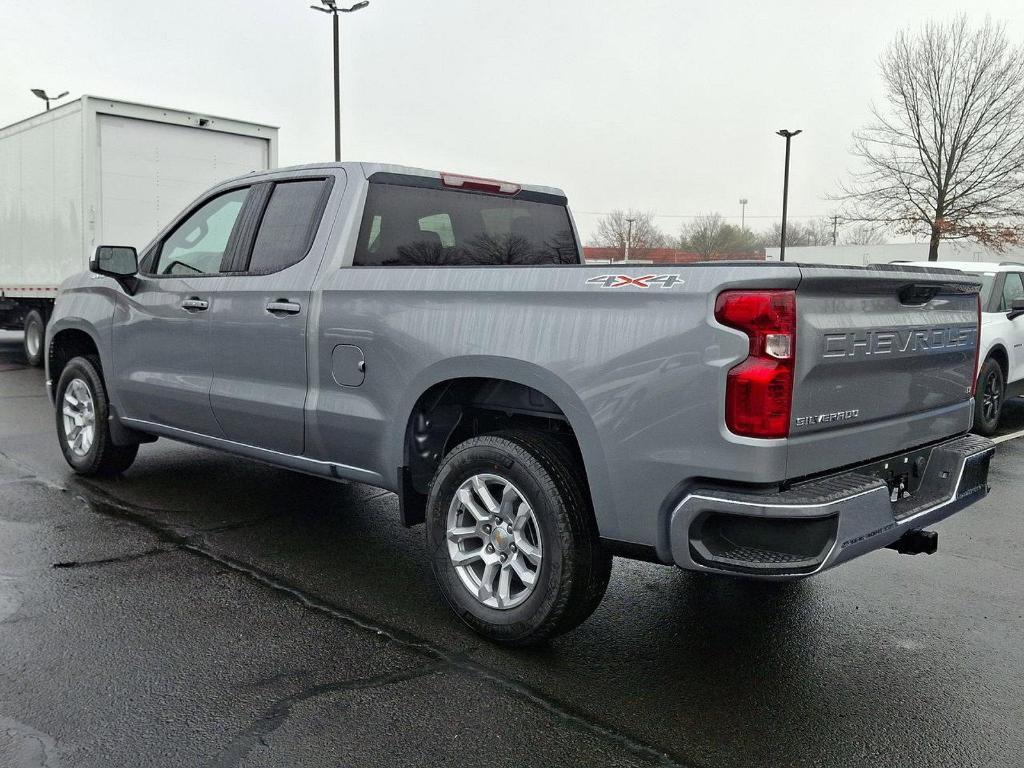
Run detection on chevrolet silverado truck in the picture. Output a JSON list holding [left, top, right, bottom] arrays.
[[45, 162, 995, 645]]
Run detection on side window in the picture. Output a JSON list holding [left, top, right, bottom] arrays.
[[246, 180, 329, 275], [1000, 273, 1024, 311], [156, 188, 249, 275]]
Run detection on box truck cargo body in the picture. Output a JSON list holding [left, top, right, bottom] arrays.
[[0, 95, 277, 364]]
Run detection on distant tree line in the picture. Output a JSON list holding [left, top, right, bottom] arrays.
[[588, 210, 886, 259]]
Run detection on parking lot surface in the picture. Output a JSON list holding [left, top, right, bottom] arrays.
[[1, 330, 1022, 768]]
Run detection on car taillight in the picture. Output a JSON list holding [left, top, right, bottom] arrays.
[[971, 292, 981, 397], [714, 290, 796, 439]]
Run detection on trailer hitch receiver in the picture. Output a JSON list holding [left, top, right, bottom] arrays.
[[886, 529, 938, 556]]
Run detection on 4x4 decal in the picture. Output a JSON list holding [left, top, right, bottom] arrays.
[[586, 274, 685, 288]]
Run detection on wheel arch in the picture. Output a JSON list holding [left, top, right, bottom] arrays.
[[391, 357, 612, 532], [986, 344, 1009, 380], [47, 322, 103, 392]]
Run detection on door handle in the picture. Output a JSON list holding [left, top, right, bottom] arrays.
[[266, 300, 301, 316], [181, 297, 209, 312]]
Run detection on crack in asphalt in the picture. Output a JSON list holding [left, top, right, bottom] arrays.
[[206, 664, 447, 768], [4, 462, 691, 768], [199, 513, 282, 534], [51, 546, 172, 570]]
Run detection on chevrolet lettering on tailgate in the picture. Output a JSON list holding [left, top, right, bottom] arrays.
[[823, 325, 976, 358]]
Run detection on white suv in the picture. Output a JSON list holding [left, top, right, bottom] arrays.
[[904, 261, 1024, 435]]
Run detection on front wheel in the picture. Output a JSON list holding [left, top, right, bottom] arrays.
[[23, 309, 45, 368], [974, 357, 1005, 436], [425, 430, 612, 646], [55, 356, 138, 476]]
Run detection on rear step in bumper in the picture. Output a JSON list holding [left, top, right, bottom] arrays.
[[669, 434, 994, 578]]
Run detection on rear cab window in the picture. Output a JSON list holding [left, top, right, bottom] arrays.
[[353, 176, 580, 266]]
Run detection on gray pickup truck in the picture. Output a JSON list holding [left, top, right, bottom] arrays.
[[45, 162, 995, 644]]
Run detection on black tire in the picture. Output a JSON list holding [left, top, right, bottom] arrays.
[[23, 309, 45, 368], [425, 430, 612, 646], [974, 357, 1005, 436], [54, 356, 138, 476]]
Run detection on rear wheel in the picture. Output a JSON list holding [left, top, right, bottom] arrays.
[[23, 310, 45, 368], [425, 430, 612, 646], [974, 357, 1004, 436], [55, 356, 138, 476]]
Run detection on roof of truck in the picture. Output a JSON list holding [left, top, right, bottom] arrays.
[[231, 162, 566, 198]]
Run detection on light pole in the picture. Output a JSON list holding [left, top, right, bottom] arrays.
[[30, 89, 69, 111], [739, 198, 748, 231], [775, 129, 802, 261], [625, 216, 636, 262], [309, 0, 369, 162]]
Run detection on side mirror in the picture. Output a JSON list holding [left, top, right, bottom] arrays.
[[91, 245, 138, 277], [90, 245, 139, 295], [1009, 297, 1024, 320]]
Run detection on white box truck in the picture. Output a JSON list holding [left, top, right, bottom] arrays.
[[0, 95, 278, 365]]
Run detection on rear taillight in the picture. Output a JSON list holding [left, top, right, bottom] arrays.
[[971, 292, 981, 397], [714, 290, 796, 439]]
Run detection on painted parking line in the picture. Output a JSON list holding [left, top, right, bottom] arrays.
[[992, 428, 1024, 444]]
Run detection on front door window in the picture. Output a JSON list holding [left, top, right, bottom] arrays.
[[155, 188, 249, 275]]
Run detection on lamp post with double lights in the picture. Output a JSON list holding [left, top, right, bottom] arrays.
[[30, 89, 69, 112], [309, 0, 370, 161]]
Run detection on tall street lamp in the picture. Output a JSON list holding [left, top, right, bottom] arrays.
[[31, 89, 69, 111], [625, 216, 636, 262], [309, 0, 369, 162], [739, 198, 748, 230], [775, 129, 802, 262]]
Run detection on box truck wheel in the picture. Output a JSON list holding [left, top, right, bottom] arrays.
[[23, 310, 45, 368], [425, 430, 612, 645]]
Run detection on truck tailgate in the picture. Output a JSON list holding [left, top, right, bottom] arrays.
[[787, 264, 981, 479]]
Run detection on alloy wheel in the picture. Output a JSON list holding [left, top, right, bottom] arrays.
[[445, 473, 543, 610], [62, 378, 96, 457], [983, 369, 1002, 422]]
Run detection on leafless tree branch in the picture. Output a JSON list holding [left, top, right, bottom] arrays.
[[836, 16, 1024, 259]]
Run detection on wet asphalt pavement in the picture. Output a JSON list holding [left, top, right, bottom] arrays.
[[0, 330, 1022, 768]]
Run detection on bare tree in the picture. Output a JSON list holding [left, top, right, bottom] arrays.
[[802, 218, 836, 246], [841, 222, 888, 246], [756, 219, 833, 248], [589, 210, 667, 259], [681, 213, 757, 258], [840, 16, 1024, 260]]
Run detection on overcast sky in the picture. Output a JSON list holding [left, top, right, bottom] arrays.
[[3, 0, 1024, 242]]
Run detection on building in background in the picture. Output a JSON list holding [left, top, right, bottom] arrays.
[[765, 242, 1024, 266]]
